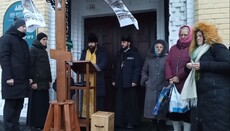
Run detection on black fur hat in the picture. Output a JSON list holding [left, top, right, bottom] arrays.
[[121, 35, 132, 42], [87, 33, 98, 43]]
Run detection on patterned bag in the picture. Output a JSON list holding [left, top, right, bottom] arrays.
[[152, 84, 173, 115]]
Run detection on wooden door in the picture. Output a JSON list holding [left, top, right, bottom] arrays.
[[84, 11, 156, 114]]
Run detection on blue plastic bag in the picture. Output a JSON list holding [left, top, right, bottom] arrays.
[[152, 84, 173, 115]]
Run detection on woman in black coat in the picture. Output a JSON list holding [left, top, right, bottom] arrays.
[[181, 22, 230, 131], [0, 18, 31, 131], [27, 32, 52, 130]]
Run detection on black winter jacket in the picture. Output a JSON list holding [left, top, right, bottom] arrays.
[[0, 25, 31, 99], [192, 44, 230, 131], [113, 48, 142, 88], [29, 40, 52, 90]]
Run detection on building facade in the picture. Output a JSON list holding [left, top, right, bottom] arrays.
[[0, 0, 229, 118]]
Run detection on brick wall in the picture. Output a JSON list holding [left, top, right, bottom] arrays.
[[195, 0, 230, 46], [168, 0, 195, 48]]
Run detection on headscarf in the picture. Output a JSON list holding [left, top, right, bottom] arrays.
[[177, 25, 193, 48]]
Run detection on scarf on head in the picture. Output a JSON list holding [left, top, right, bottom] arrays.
[[181, 43, 210, 107]]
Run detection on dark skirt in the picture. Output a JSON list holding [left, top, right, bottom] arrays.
[[166, 110, 191, 122], [115, 87, 139, 127], [27, 89, 50, 128]]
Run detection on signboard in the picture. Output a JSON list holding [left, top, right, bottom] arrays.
[[3, 1, 36, 47]]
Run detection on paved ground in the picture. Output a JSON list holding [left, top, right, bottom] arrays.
[[0, 116, 173, 131]]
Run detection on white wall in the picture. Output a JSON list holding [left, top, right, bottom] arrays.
[[168, 0, 194, 48]]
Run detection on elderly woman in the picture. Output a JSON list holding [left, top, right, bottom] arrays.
[[165, 25, 193, 131], [140, 39, 168, 129]]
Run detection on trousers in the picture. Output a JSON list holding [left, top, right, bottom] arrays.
[[3, 98, 24, 131]]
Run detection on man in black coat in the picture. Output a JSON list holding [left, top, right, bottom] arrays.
[[80, 33, 107, 112], [0, 18, 32, 131], [112, 35, 142, 129], [27, 32, 52, 130]]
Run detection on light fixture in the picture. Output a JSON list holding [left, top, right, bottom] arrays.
[[57, 0, 62, 10]]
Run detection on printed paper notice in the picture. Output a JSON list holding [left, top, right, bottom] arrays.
[[21, 0, 46, 32], [105, 0, 139, 30]]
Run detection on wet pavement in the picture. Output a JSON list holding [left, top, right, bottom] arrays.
[[0, 116, 173, 131]]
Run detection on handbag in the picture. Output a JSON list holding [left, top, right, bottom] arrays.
[[152, 84, 173, 115], [169, 84, 190, 113]]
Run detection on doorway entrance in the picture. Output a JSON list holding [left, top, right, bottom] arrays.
[[84, 11, 157, 113]]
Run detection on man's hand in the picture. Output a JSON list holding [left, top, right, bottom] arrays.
[[132, 82, 137, 87], [6, 79, 14, 86]]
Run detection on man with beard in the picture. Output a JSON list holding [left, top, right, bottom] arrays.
[[80, 33, 107, 117], [112, 35, 142, 129]]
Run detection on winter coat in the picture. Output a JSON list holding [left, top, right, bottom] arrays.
[[80, 45, 107, 97], [164, 25, 192, 122], [113, 48, 142, 88], [189, 22, 230, 131], [165, 41, 190, 93], [140, 40, 168, 119], [0, 25, 31, 99], [29, 40, 52, 90], [192, 44, 230, 131]]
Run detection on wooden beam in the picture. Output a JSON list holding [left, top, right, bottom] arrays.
[[55, 0, 66, 50], [50, 49, 72, 101]]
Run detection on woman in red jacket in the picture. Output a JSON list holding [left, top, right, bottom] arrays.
[[165, 25, 192, 131]]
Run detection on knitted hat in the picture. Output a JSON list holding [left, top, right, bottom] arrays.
[[87, 33, 98, 43], [37, 32, 48, 41], [13, 18, 26, 28]]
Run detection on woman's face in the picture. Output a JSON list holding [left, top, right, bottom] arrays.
[[179, 27, 189, 42], [155, 43, 164, 54], [196, 31, 204, 46]]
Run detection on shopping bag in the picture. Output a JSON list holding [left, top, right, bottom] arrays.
[[152, 84, 173, 115], [169, 84, 190, 113]]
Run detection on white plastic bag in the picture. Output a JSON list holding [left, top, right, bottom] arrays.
[[169, 84, 190, 113]]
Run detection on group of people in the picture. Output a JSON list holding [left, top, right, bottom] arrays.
[[0, 18, 51, 131], [0, 17, 229, 131], [139, 23, 230, 131]]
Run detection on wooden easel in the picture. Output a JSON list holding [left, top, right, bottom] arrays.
[[43, 0, 80, 130], [69, 61, 99, 131]]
